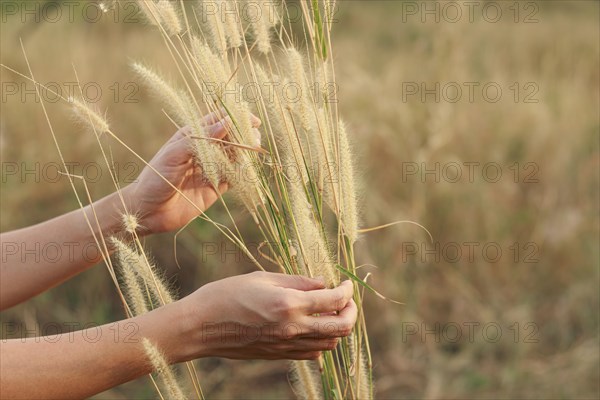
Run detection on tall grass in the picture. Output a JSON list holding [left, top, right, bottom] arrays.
[[115, 1, 375, 397], [3, 1, 596, 399], [22, 0, 379, 398]]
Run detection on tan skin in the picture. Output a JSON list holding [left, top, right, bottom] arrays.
[[0, 112, 357, 399]]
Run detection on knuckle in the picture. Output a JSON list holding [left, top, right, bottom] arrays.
[[305, 296, 319, 313], [307, 351, 321, 360], [273, 298, 292, 317], [293, 274, 308, 284], [272, 341, 288, 352], [273, 295, 299, 319], [333, 291, 346, 310], [249, 270, 265, 279], [339, 322, 353, 337], [341, 329, 352, 337], [272, 327, 286, 340], [282, 322, 304, 340], [325, 339, 339, 350]]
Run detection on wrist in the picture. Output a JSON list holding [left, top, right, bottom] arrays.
[[76, 191, 127, 254], [118, 183, 159, 236], [106, 185, 151, 236], [174, 292, 215, 361], [134, 300, 204, 364]]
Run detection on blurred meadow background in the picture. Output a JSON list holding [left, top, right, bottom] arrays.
[[1, 0, 599, 399]]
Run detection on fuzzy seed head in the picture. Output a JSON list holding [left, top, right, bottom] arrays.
[[246, 0, 274, 53], [137, 1, 182, 35], [290, 360, 323, 400], [190, 37, 230, 97], [357, 347, 373, 400], [286, 48, 312, 130], [137, 0, 159, 25], [255, 65, 309, 184], [142, 338, 187, 400], [289, 182, 338, 287], [190, 137, 224, 188], [225, 150, 266, 213], [156, 0, 183, 36], [109, 237, 149, 316], [338, 121, 359, 243], [109, 236, 174, 306], [200, 0, 227, 54], [70, 97, 110, 134], [219, 0, 243, 48], [121, 213, 139, 234], [132, 62, 224, 185], [132, 63, 188, 124]]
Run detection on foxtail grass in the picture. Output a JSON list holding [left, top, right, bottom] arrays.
[[27, 1, 382, 398], [121, 1, 374, 398], [143, 338, 187, 400]]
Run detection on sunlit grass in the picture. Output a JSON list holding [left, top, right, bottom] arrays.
[[0, 1, 598, 399]]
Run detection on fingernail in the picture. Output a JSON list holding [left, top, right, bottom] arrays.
[[250, 114, 262, 127], [252, 128, 261, 147]]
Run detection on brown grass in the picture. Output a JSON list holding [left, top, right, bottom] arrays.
[[1, 1, 598, 399]]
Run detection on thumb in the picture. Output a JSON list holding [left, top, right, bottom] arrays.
[[274, 274, 326, 292], [156, 128, 194, 167], [205, 117, 232, 140]]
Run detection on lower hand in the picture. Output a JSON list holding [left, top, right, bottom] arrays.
[[175, 271, 357, 361]]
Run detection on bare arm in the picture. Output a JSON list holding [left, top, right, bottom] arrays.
[[0, 191, 126, 310], [0, 273, 357, 399], [0, 301, 183, 399], [0, 114, 359, 398], [0, 113, 246, 310]]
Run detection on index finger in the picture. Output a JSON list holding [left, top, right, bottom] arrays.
[[201, 108, 227, 125], [300, 280, 354, 314], [302, 299, 358, 339], [201, 108, 261, 128]]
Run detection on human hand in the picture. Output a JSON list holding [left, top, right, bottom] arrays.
[[176, 271, 357, 361], [122, 111, 261, 234]]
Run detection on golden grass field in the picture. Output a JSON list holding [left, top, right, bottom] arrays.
[[1, 1, 599, 398]]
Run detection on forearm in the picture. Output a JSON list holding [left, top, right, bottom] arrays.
[[0, 188, 134, 310], [0, 302, 194, 399], [0, 272, 358, 398]]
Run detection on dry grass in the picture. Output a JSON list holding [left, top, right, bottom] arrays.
[[1, 1, 598, 399]]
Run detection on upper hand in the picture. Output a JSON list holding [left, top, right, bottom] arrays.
[[122, 111, 261, 234]]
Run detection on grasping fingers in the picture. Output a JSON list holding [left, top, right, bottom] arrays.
[[300, 280, 354, 315], [304, 299, 358, 339]]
